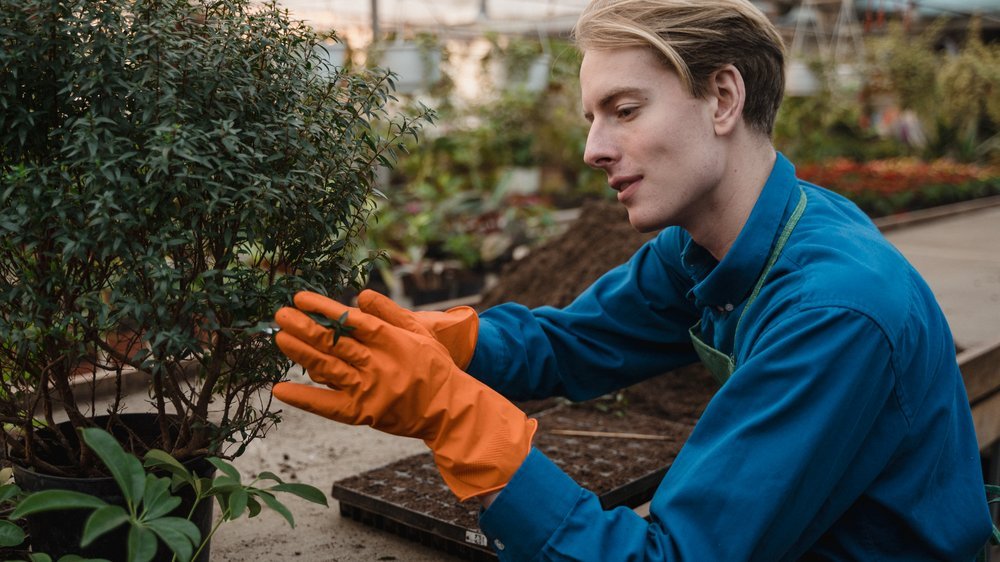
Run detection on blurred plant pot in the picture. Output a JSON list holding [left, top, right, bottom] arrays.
[[401, 264, 487, 306], [786, 59, 820, 96], [379, 40, 441, 94], [498, 166, 542, 197], [11, 413, 215, 561]]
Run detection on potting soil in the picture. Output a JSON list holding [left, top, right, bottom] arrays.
[[333, 404, 694, 559], [477, 198, 718, 421]]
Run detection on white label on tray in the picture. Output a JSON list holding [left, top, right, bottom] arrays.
[[465, 530, 488, 547]]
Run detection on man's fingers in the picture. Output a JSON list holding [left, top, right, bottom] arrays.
[[274, 332, 366, 387], [274, 306, 330, 342], [291, 291, 380, 336], [357, 289, 432, 337], [272, 382, 357, 423], [274, 307, 371, 361]]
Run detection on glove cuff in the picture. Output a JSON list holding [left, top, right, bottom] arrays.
[[430, 409, 537, 502], [424, 306, 479, 369]]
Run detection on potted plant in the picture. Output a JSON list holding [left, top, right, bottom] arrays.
[[0, 426, 328, 562], [0, 0, 428, 557]]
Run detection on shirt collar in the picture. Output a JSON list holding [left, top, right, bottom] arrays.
[[683, 152, 799, 311]]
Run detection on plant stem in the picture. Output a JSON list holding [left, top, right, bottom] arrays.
[[190, 508, 230, 562]]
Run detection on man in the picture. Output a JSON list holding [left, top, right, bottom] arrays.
[[270, 0, 993, 559]]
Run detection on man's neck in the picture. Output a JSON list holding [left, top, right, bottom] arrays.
[[685, 139, 777, 262]]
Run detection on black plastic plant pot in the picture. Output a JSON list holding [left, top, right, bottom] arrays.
[[11, 413, 216, 561]]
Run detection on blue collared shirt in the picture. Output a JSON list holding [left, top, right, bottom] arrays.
[[469, 153, 991, 560]]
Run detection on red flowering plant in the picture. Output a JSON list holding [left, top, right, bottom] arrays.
[[797, 158, 1000, 217]]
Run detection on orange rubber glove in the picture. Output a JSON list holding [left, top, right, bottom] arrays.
[[356, 289, 478, 369], [271, 291, 536, 501]]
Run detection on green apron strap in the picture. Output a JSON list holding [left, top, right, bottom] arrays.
[[977, 484, 1000, 562], [733, 188, 808, 341], [688, 187, 808, 386]]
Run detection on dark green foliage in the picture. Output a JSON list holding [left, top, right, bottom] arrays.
[[0, 0, 428, 474]]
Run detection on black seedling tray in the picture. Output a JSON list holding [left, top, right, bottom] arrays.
[[332, 405, 693, 560]]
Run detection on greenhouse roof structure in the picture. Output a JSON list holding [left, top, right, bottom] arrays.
[[273, 0, 998, 33]]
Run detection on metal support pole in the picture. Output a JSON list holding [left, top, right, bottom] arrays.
[[371, 0, 379, 41]]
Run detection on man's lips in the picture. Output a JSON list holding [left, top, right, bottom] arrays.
[[610, 175, 641, 192], [610, 176, 641, 201]]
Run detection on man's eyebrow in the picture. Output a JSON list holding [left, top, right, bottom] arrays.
[[583, 86, 647, 121]]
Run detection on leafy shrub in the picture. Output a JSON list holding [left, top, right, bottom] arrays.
[[0, 0, 428, 474]]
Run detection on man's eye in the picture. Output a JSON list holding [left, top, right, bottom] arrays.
[[617, 106, 637, 118]]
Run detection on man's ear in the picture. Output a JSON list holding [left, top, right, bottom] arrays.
[[710, 64, 745, 136]]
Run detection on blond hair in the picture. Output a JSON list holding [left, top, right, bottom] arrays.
[[573, 0, 786, 135]]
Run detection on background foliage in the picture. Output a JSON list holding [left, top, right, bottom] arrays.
[[365, 17, 1000, 287]]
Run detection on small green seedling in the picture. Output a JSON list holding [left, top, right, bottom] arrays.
[[308, 311, 356, 345], [246, 311, 356, 345]]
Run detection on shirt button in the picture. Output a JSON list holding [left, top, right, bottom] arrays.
[[724, 303, 734, 312], [494, 539, 505, 551]]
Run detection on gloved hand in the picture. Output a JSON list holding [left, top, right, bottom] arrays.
[[356, 289, 478, 369], [271, 291, 536, 501]]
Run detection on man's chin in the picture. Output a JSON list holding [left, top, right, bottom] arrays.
[[624, 204, 663, 233], [625, 210, 663, 234]]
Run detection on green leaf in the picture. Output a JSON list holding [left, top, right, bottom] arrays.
[[328, 311, 357, 345], [207, 457, 240, 481], [224, 488, 249, 520], [146, 517, 200, 562], [0, 482, 22, 503], [11, 490, 108, 518], [0, 519, 26, 547], [206, 476, 241, 495], [81, 428, 146, 506], [269, 482, 329, 506], [28, 554, 52, 562], [141, 475, 181, 520], [192, 476, 213, 497], [255, 471, 283, 483], [81, 505, 129, 547], [246, 496, 262, 518], [255, 491, 295, 528], [143, 450, 193, 485], [127, 524, 157, 562], [56, 556, 112, 562], [156, 516, 200, 545]]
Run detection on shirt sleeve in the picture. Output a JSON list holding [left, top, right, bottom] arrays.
[[466, 229, 701, 402], [479, 305, 900, 561]]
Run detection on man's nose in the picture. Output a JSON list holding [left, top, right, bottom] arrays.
[[583, 124, 617, 169]]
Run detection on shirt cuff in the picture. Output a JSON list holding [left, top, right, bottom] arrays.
[[478, 448, 583, 560], [466, 315, 504, 383]]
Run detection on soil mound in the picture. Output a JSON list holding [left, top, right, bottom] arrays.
[[478, 199, 656, 310], [476, 198, 717, 421]]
